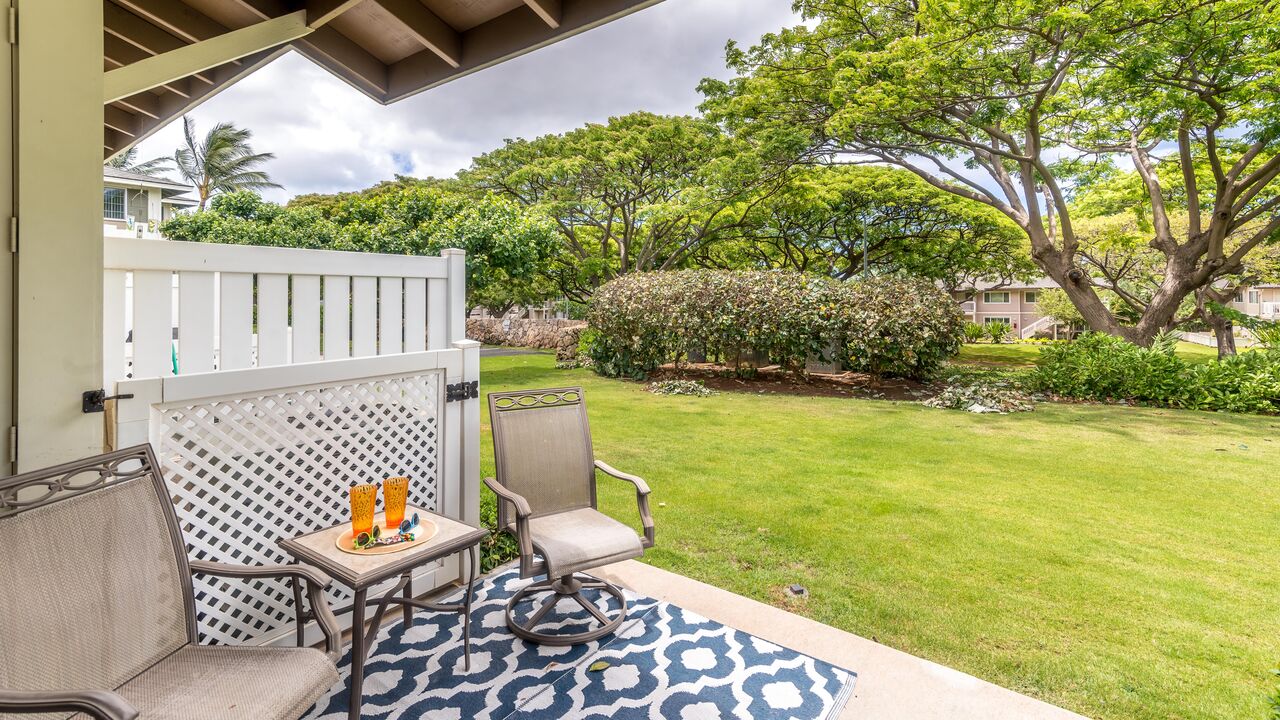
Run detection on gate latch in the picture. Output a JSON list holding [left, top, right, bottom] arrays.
[[446, 381, 478, 403], [82, 389, 135, 413]]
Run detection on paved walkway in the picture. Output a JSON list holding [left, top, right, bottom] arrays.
[[596, 560, 1088, 720]]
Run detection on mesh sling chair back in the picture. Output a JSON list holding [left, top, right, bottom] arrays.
[[485, 387, 654, 646], [0, 445, 342, 720]]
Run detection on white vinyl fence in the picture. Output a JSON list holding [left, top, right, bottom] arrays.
[[105, 237, 480, 647]]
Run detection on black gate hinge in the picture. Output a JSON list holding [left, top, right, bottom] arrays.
[[82, 389, 135, 413], [446, 380, 478, 403]]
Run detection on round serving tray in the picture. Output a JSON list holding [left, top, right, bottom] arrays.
[[335, 517, 439, 556]]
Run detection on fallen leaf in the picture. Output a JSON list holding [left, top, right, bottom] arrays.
[[588, 661, 610, 672]]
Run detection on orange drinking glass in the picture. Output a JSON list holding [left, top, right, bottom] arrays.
[[383, 477, 409, 530], [349, 483, 378, 539]]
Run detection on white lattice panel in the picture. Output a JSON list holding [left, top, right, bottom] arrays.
[[155, 371, 443, 645]]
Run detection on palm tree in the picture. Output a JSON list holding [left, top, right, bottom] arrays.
[[173, 115, 282, 209], [104, 146, 173, 176]]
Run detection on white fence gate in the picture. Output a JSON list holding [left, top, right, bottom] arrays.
[[105, 237, 480, 647]]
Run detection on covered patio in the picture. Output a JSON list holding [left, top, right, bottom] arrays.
[[2, 2, 1083, 719]]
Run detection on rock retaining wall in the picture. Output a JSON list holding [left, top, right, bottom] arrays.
[[466, 318, 586, 359]]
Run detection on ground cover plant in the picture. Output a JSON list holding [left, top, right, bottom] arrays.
[[479, 352, 1280, 720], [1034, 334, 1280, 413]]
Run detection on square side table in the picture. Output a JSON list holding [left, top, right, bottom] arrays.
[[279, 505, 488, 720]]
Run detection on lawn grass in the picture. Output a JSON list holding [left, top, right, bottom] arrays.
[[479, 351, 1280, 720], [959, 341, 1224, 366]]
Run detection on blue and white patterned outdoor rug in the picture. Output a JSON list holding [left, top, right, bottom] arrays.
[[303, 567, 855, 719]]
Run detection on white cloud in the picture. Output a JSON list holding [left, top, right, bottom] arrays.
[[134, 0, 800, 203]]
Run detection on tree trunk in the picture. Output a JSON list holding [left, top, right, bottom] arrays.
[[1207, 312, 1237, 358]]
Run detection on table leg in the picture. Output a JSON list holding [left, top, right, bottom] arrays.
[[348, 588, 368, 720], [463, 544, 477, 671], [402, 571, 413, 627]]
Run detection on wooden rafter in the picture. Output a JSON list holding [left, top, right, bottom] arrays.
[[103, 11, 309, 103], [374, 0, 461, 68], [104, 1, 216, 84], [523, 0, 561, 28]]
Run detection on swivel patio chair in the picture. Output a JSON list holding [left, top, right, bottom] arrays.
[[485, 387, 655, 646], [0, 445, 342, 720]]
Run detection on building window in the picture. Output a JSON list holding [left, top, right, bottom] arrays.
[[983, 291, 1011, 303], [1024, 291, 1038, 304], [1235, 290, 1245, 303], [1249, 290, 1261, 304], [983, 316, 1013, 325], [104, 188, 126, 220]]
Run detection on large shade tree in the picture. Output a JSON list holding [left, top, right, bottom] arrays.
[[461, 112, 782, 302], [174, 115, 281, 209], [711, 165, 1035, 288], [701, 0, 1280, 353]]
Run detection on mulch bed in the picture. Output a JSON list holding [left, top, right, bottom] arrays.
[[648, 363, 935, 401]]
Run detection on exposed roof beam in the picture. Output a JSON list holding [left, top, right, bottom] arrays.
[[103, 1, 216, 84], [105, 128, 128, 153], [387, 0, 660, 102], [105, 33, 195, 97], [374, 0, 461, 68], [104, 105, 141, 137], [116, 91, 161, 119], [104, 11, 309, 103], [111, 0, 233, 45], [523, 0, 562, 28], [293, 26, 389, 96], [306, 0, 364, 28], [117, 48, 287, 160]]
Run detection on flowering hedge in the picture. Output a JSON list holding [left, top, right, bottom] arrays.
[[586, 270, 964, 380]]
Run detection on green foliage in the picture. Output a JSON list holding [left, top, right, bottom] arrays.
[[985, 321, 1012, 344], [963, 322, 986, 343], [1037, 289, 1085, 327], [1033, 334, 1280, 413], [479, 487, 518, 572], [586, 270, 964, 381], [701, 0, 1280, 343], [462, 112, 772, 301], [716, 165, 1036, 286], [161, 187, 559, 310]]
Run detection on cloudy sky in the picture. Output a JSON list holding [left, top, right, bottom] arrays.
[[135, 0, 800, 203]]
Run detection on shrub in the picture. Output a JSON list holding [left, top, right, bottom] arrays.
[[586, 270, 964, 381], [963, 322, 986, 343], [985, 320, 1012, 344], [1032, 333, 1280, 413]]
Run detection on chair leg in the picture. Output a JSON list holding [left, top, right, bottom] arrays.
[[505, 573, 628, 646]]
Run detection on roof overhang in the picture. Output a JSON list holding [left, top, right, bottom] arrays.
[[103, 0, 665, 159]]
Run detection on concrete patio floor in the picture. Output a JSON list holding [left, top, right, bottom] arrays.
[[594, 560, 1088, 720]]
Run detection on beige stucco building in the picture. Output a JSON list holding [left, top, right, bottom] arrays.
[[103, 167, 197, 237]]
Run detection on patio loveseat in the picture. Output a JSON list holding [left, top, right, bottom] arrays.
[[0, 445, 341, 720]]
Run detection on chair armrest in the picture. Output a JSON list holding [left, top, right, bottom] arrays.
[[0, 688, 138, 720], [594, 460, 655, 548], [482, 476, 532, 518], [188, 560, 342, 662], [189, 560, 331, 587], [484, 477, 535, 562]]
